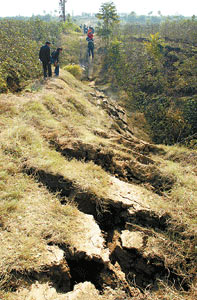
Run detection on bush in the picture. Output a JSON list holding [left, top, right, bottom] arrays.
[[183, 97, 197, 134], [62, 20, 81, 33], [64, 64, 83, 79], [60, 33, 83, 65], [144, 97, 190, 144]]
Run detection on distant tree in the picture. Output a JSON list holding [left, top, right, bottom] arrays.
[[96, 2, 119, 44], [59, 0, 67, 22], [128, 11, 137, 22], [144, 32, 165, 61]]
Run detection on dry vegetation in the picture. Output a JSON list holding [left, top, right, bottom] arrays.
[[0, 69, 196, 299], [150, 145, 197, 230]]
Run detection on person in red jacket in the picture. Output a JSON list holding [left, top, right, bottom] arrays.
[[87, 26, 94, 40], [86, 27, 94, 59], [87, 32, 93, 40]]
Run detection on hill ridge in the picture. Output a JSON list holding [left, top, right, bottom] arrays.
[[0, 71, 196, 300]]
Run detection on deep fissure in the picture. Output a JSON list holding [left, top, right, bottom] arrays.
[[110, 244, 190, 291], [66, 258, 105, 291], [49, 139, 175, 194], [23, 167, 190, 293]]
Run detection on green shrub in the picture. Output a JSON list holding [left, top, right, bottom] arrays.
[[64, 64, 83, 79], [60, 33, 83, 65], [183, 97, 197, 134], [144, 97, 190, 144], [62, 21, 81, 33]]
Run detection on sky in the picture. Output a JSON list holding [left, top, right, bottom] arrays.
[[0, 0, 196, 17]]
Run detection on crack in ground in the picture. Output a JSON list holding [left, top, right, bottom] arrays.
[[23, 167, 191, 294], [49, 139, 175, 194]]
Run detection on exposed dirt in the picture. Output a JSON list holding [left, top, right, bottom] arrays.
[[49, 137, 174, 194], [22, 166, 192, 297], [3, 246, 71, 292], [2, 79, 195, 300], [47, 84, 173, 194]]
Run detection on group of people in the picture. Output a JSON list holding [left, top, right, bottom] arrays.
[[39, 25, 95, 79], [39, 41, 63, 79], [86, 27, 94, 59]]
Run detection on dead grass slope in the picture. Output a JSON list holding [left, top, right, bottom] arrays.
[[0, 70, 196, 300]]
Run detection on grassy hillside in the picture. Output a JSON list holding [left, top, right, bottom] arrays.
[[0, 70, 196, 300]]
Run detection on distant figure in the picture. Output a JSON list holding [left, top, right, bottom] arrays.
[[51, 47, 63, 76], [83, 24, 88, 34], [87, 32, 94, 40], [87, 28, 92, 35], [89, 26, 94, 34], [86, 28, 94, 59], [88, 39, 94, 59], [87, 27, 94, 43], [39, 41, 52, 79]]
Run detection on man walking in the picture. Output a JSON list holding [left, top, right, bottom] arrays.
[[39, 41, 52, 79], [86, 27, 94, 59], [88, 39, 94, 59], [51, 48, 63, 77]]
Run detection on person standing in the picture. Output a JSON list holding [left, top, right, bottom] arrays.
[[88, 39, 94, 59], [51, 48, 63, 77], [87, 31, 93, 40], [39, 41, 52, 79], [86, 33, 94, 59]]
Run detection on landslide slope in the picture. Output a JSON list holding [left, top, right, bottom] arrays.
[[0, 71, 196, 300]]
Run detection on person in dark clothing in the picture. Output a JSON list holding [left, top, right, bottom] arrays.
[[84, 25, 88, 34], [39, 41, 52, 79], [87, 39, 94, 59], [51, 47, 63, 76]]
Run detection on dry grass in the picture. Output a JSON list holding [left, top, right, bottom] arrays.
[[161, 144, 197, 167], [0, 122, 111, 199], [0, 149, 81, 289], [0, 68, 196, 299], [0, 149, 110, 292], [146, 144, 197, 297], [0, 71, 114, 199], [150, 145, 197, 232], [0, 71, 114, 294]]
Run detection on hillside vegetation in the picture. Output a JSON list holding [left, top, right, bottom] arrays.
[[0, 18, 82, 93], [95, 10, 197, 147], [1, 14, 196, 146]]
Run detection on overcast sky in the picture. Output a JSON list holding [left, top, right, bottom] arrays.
[[0, 0, 196, 17]]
